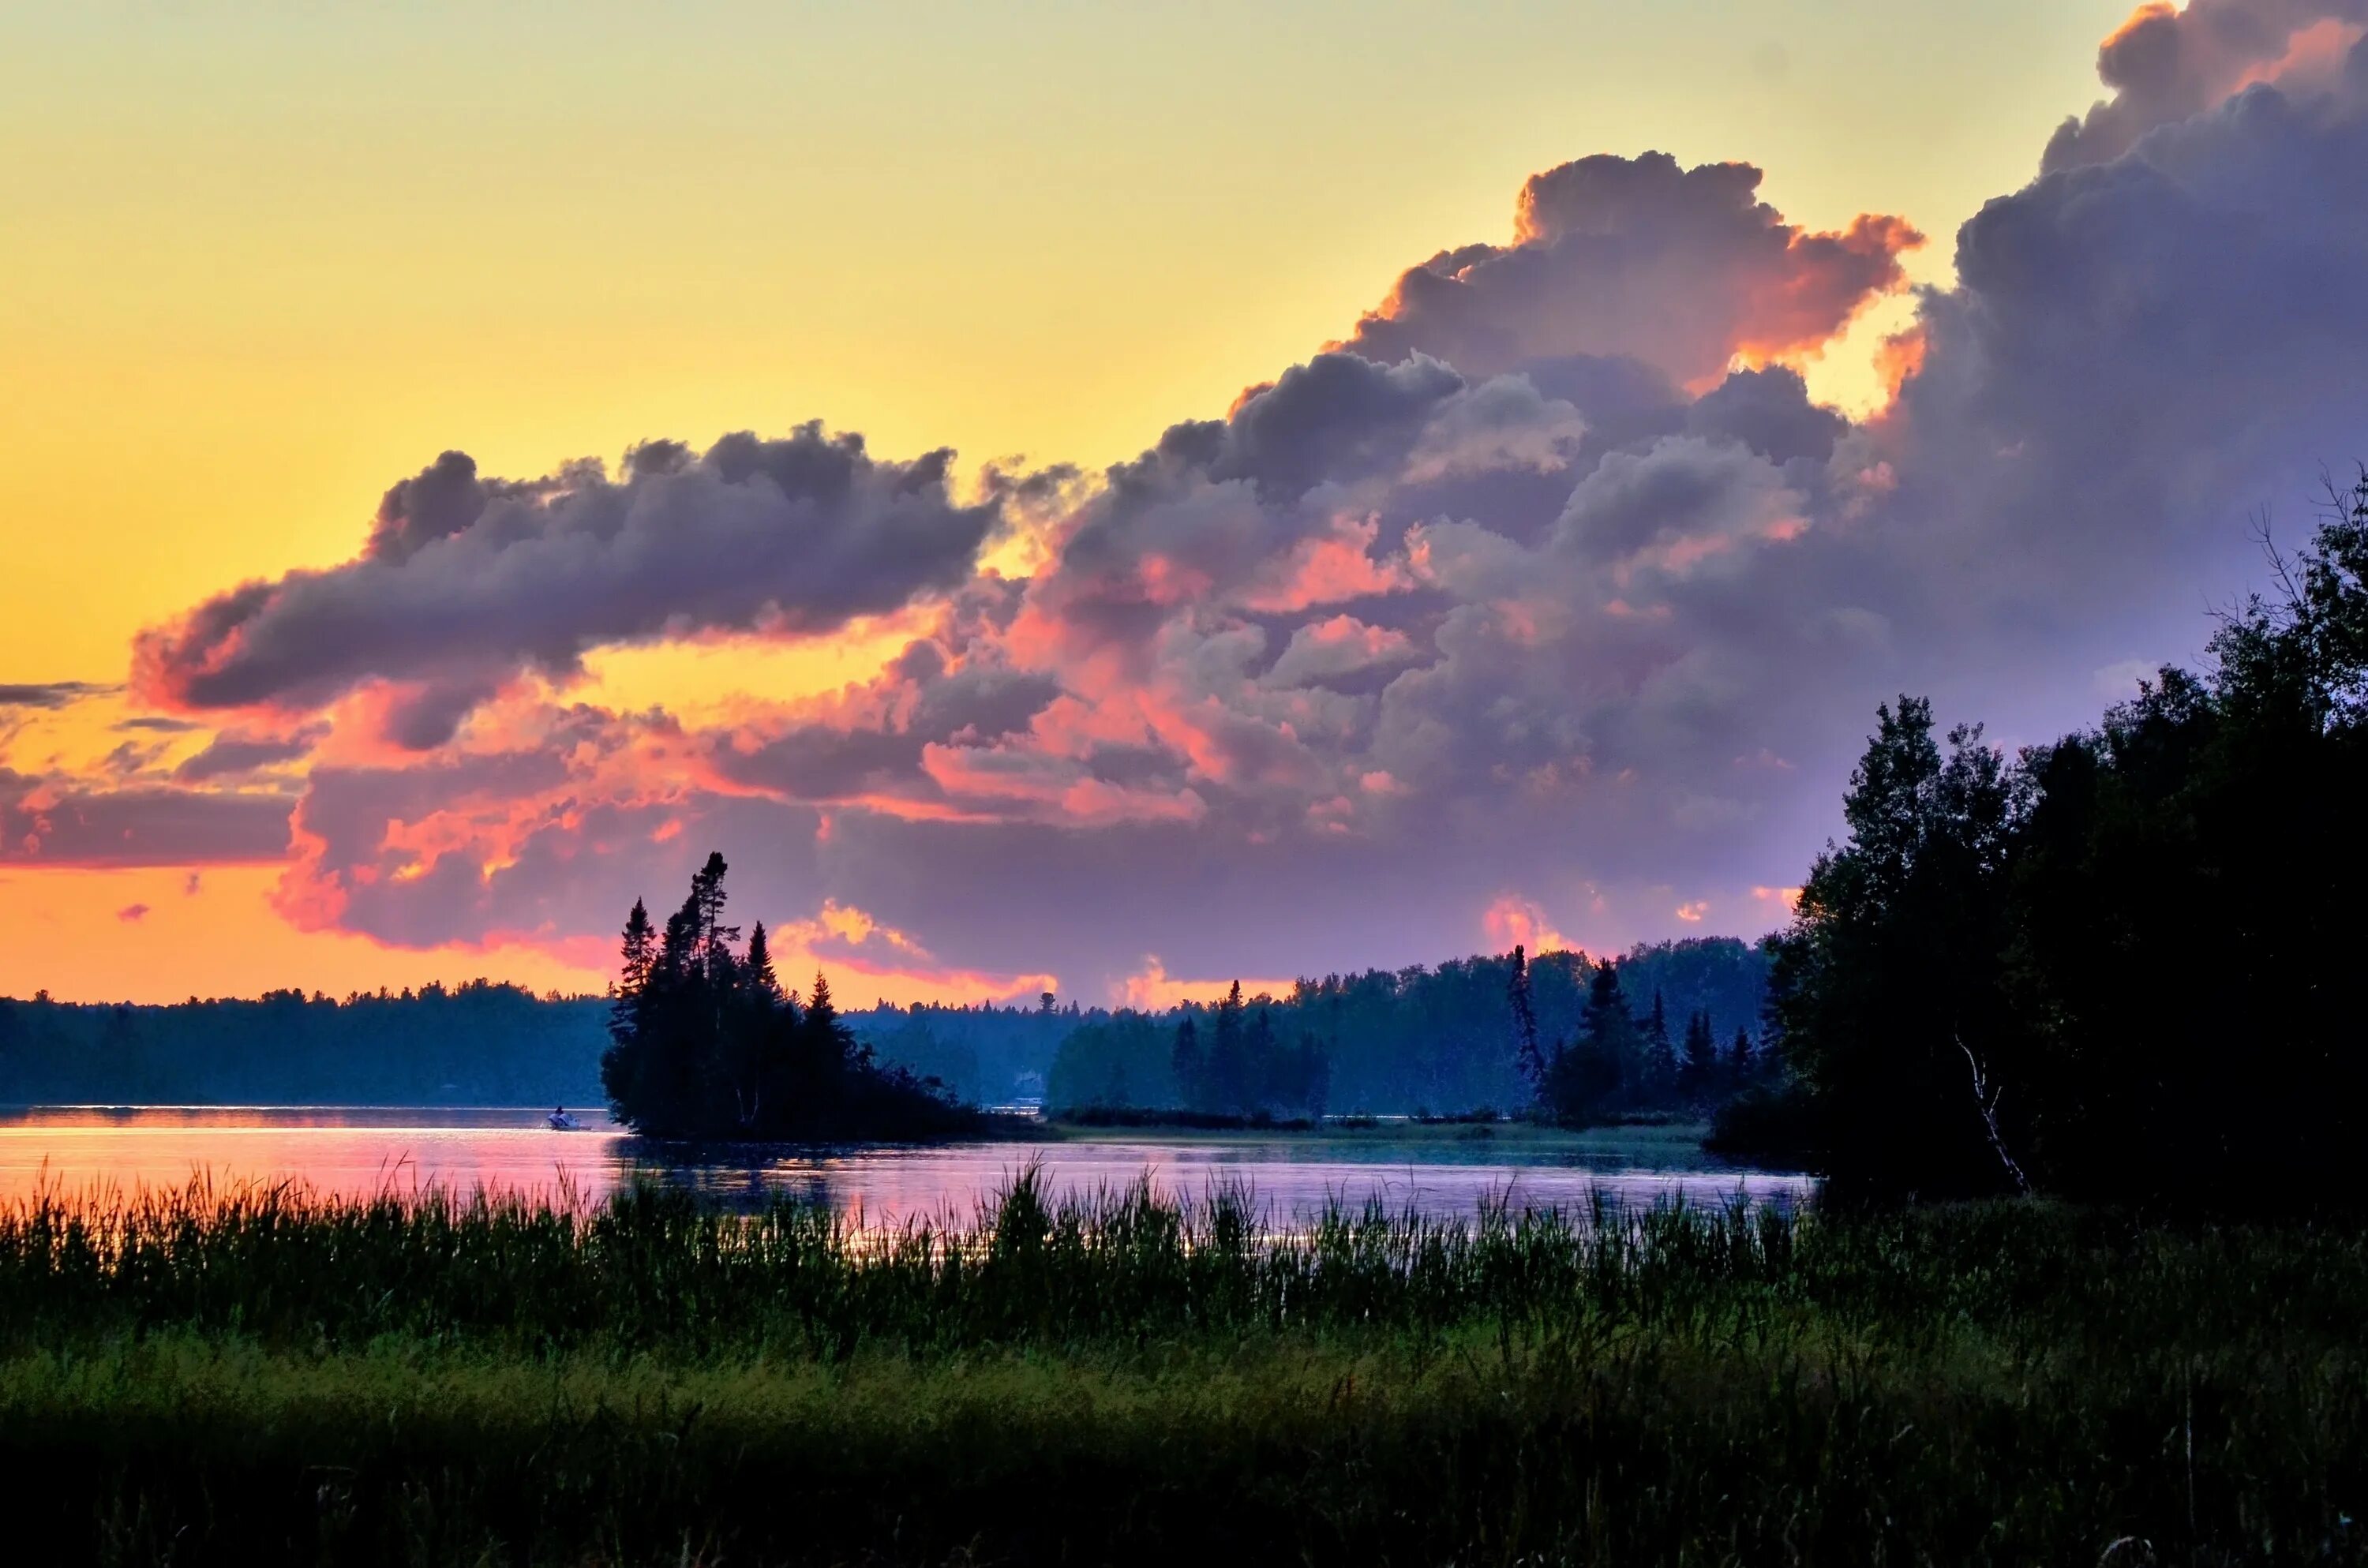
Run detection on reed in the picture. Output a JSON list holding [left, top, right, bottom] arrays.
[[0, 1170, 2360, 1564]]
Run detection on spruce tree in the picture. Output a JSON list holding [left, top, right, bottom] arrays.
[[1508, 945, 1545, 1091], [1171, 1015, 1205, 1110], [1550, 960, 1633, 1123], [1210, 982, 1248, 1114], [1641, 989, 1677, 1103], [1680, 1009, 1718, 1102], [610, 899, 654, 1043], [744, 922, 781, 1001], [1245, 1005, 1277, 1114]]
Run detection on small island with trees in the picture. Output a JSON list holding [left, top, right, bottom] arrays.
[[599, 851, 984, 1140]]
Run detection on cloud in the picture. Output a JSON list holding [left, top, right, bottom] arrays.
[[2042, 0, 2367, 172], [1482, 894, 1579, 956], [113, 21, 2368, 1001], [1868, 23, 2368, 702], [1334, 152, 1920, 388], [0, 769, 292, 867], [133, 425, 1011, 741], [1113, 955, 1298, 1011], [173, 725, 327, 784], [0, 682, 118, 709]]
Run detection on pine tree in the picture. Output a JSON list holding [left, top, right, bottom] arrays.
[[1680, 1008, 1718, 1102], [1508, 945, 1545, 1091], [1171, 1014, 1205, 1110], [1549, 960, 1634, 1123], [1210, 981, 1249, 1114], [1245, 1005, 1277, 1113], [611, 899, 654, 1041], [1728, 1025, 1755, 1084], [806, 971, 851, 1067], [744, 922, 781, 1002], [1641, 988, 1677, 1103]]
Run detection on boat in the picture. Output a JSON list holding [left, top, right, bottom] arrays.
[[547, 1107, 583, 1131]]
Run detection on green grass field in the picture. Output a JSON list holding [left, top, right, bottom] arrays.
[[0, 1172, 2359, 1565]]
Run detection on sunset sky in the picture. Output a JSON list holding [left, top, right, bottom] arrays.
[[7, 0, 2365, 1005]]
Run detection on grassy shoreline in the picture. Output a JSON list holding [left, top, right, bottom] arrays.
[[0, 1175, 2359, 1564]]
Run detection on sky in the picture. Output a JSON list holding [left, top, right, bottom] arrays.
[[6, 0, 2366, 1005]]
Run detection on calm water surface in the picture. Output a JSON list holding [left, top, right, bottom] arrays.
[[0, 1106, 1812, 1226]]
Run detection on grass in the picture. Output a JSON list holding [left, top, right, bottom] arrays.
[[0, 1171, 2362, 1565]]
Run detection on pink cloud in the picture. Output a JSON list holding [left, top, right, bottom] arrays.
[[1482, 893, 1579, 956], [1235, 516, 1411, 613], [1112, 955, 1297, 1012]]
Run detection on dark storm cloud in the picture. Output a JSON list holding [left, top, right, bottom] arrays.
[[134, 424, 1010, 732]]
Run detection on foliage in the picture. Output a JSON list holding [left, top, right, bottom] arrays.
[[600, 853, 980, 1140], [1757, 477, 2368, 1202], [0, 982, 605, 1106], [1047, 938, 1774, 1120]]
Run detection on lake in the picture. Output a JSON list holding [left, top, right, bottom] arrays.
[[0, 1105, 1813, 1226]]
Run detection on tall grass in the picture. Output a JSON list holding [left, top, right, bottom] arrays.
[[0, 1170, 2362, 1564]]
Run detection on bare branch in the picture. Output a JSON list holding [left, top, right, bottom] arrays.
[[1958, 1031, 2032, 1196]]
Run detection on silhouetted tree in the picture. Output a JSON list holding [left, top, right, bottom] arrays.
[[1508, 945, 1544, 1091], [1679, 1009, 1718, 1103], [1640, 990, 1677, 1102], [1208, 981, 1250, 1113], [601, 856, 974, 1140], [1542, 960, 1634, 1125], [1171, 1015, 1205, 1110]]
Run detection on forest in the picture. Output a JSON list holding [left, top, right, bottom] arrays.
[[1726, 477, 2368, 1203], [0, 929, 1770, 1122], [1040, 938, 1773, 1121], [0, 982, 607, 1106]]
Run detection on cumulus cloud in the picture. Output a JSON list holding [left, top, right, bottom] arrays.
[[2042, 0, 2367, 171], [1870, 23, 2368, 705], [111, 12, 2368, 999], [133, 425, 1010, 740], [1335, 152, 1921, 388]]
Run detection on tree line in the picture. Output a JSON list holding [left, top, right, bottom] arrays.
[[0, 982, 606, 1106], [1046, 937, 1774, 1121], [1736, 476, 2368, 1203]]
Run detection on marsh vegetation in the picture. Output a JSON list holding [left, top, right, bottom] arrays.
[[0, 1170, 2361, 1564]]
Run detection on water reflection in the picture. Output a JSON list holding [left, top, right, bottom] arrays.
[[0, 1105, 1813, 1226]]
